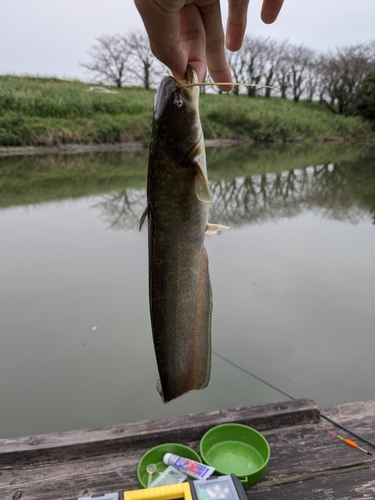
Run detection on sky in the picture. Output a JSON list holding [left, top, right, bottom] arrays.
[[1, 0, 374, 81]]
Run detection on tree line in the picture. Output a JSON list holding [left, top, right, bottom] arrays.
[[81, 31, 375, 116], [227, 36, 375, 115]]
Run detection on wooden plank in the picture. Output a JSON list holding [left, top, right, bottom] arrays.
[[1, 399, 374, 500], [1, 427, 374, 500], [2, 459, 375, 500], [248, 400, 375, 497], [0, 398, 319, 466], [259, 422, 374, 486], [322, 399, 375, 438], [247, 466, 375, 499], [0, 450, 141, 500]]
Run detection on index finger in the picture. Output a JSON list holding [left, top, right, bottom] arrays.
[[200, 1, 233, 91], [260, 0, 284, 24], [226, 0, 250, 52], [134, 0, 188, 81]]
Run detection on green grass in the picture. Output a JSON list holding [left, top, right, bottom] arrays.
[[0, 75, 151, 118], [200, 95, 373, 142], [0, 75, 374, 146]]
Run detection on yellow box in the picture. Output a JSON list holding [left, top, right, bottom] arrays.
[[124, 483, 192, 500]]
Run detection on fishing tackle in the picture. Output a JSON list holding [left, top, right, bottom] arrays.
[[213, 351, 375, 450], [327, 429, 372, 455]]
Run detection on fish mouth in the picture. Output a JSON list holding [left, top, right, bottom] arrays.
[[154, 77, 176, 120], [153, 65, 198, 120]]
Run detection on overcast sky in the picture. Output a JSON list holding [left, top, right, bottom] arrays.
[[1, 0, 374, 81]]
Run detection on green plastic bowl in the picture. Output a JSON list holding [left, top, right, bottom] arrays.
[[200, 424, 270, 488], [137, 443, 201, 488]]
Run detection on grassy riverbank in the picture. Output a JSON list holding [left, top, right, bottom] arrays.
[[0, 75, 374, 146]]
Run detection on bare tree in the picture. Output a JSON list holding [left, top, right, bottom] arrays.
[[287, 44, 316, 102], [263, 39, 289, 98], [125, 30, 163, 89], [80, 34, 131, 88], [274, 41, 292, 99], [303, 55, 320, 102], [262, 40, 277, 98], [242, 36, 270, 97], [317, 53, 340, 108], [226, 38, 278, 97], [318, 42, 375, 114], [336, 43, 375, 114], [226, 49, 247, 95]]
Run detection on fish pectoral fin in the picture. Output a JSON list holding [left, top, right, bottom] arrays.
[[205, 223, 230, 235], [193, 159, 212, 203], [139, 204, 150, 231]]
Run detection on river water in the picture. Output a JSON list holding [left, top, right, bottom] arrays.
[[1, 143, 374, 438]]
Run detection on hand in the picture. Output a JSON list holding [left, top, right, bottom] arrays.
[[134, 0, 284, 91]]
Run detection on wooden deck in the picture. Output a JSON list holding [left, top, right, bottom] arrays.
[[1, 398, 375, 500]]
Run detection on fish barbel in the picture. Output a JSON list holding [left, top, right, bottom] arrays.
[[140, 66, 228, 403]]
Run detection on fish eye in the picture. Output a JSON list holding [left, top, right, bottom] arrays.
[[175, 98, 184, 109]]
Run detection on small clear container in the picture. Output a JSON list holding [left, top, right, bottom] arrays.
[[148, 465, 187, 488], [146, 464, 158, 487]]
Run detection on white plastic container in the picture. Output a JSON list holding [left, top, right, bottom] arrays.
[[163, 453, 215, 480]]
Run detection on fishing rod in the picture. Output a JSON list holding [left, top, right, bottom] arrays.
[[213, 351, 375, 450]]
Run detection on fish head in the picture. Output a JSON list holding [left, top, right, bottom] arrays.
[[152, 65, 202, 159]]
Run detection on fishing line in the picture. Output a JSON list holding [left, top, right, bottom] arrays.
[[181, 82, 281, 92], [213, 351, 375, 449], [214, 351, 295, 401]]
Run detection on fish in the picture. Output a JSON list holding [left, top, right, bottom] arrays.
[[140, 65, 228, 403]]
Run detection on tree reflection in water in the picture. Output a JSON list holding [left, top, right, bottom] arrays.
[[1, 145, 373, 227], [94, 188, 146, 231], [95, 158, 375, 231]]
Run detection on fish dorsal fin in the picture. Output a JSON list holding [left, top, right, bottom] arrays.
[[205, 223, 230, 235], [139, 204, 150, 231], [193, 159, 212, 203]]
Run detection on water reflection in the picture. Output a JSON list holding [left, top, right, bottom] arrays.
[[209, 163, 373, 227], [1, 143, 375, 438], [94, 189, 145, 231], [91, 151, 375, 231], [1, 144, 374, 227]]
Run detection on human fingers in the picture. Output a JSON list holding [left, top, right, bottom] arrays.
[[199, 1, 233, 91], [178, 3, 208, 83], [226, 0, 250, 52], [134, 0, 188, 81], [260, 0, 284, 24]]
